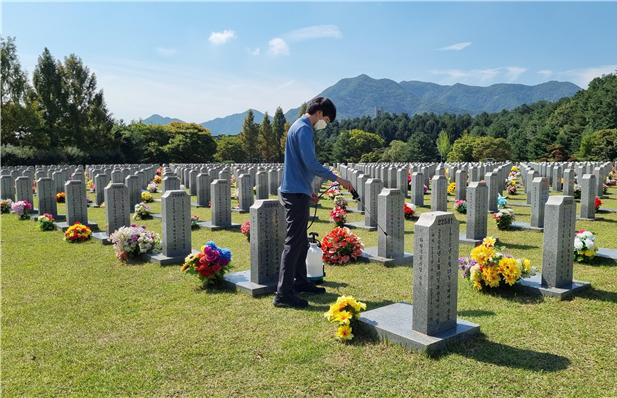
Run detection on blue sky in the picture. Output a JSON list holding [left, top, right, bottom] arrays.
[[3, 1, 617, 122]]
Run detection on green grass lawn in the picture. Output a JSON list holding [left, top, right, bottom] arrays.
[[2, 184, 617, 397]]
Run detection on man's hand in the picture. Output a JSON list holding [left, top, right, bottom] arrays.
[[336, 177, 353, 192], [311, 193, 319, 205]]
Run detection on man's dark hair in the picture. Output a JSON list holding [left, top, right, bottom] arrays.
[[307, 96, 336, 122]]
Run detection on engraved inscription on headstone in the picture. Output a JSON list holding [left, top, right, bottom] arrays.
[[413, 211, 459, 336], [161, 190, 191, 258], [541, 196, 576, 288], [250, 199, 286, 285]]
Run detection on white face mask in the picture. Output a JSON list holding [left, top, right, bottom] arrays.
[[314, 119, 327, 130]]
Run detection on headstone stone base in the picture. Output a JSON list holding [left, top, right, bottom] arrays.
[[191, 202, 209, 208], [54, 221, 99, 232], [197, 221, 241, 231], [597, 208, 617, 214], [231, 207, 250, 214], [344, 221, 377, 231], [360, 247, 413, 266], [358, 302, 480, 354], [91, 232, 114, 245], [144, 249, 199, 266], [517, 274, 590, 300], [223, 270, 277, 297], [577, 216, 595, 221], [509, 201, 530, 207], [344, 207, 364, 214], [459, 234, 482, 246], [597, 248, 617, 261], [511, 222, 543, 232]]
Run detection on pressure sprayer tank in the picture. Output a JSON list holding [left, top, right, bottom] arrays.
[[306, 232, 324, 284]]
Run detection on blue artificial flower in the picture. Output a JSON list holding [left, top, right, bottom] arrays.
[[205, 241, 218, 250], [219, 248, 232, 263], [497, 194, 508, 209]]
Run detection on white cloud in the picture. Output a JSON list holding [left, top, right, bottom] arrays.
[[264, 25, 342, 58], [504, 66, 527, 82], [537, 69, 553, 78], [431, 66, 526, 84], [155, 47, 176, 57], [286, 25, 342, 41], [437, 42, 472, 51], [208, 30, 236, 46], [268, 38, 289, 56], [561, 65, 617, 87], [249, 47, 261, 56], [91, 59, 318, 123]]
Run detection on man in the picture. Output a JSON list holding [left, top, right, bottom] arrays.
[[274, 97, 353, 309]]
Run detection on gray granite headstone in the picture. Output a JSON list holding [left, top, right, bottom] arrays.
[[104, 183, 130, 235], [530, 177, 549, 229], [593, 167, 602, 197], [563, 169, 575, 197], [94, 174, 110, 206], [455, 170, 467, 201], [125, 175, 140, 213], [552, 166, 562, 191], [237, 174, 253, 212], [15, 176, 33, 205], [486, 172, 498, 212], [356, 174, 367, 212], [211, 179, 232, 227], [397, 168, 408, 197], [256, 171, 269, 200], [378, 189, 404, 259], [526, 170, 539, 204], [37, 177, 57, 217], [52, 171, 65, 194], [189, 170, 197, 196], [160, 190, 192, 259], [411, 172, 424, 207], [111, 170, 124, 184], [580, 174, 596, 220], [196, 172, 211, 207], [250, 199, 286, 285], [163, 175, 181, 193], [543, 196, 576, 287], [430, 175, 448, 212], [413, 211, 459, 335], [365, 178, 383, 228], [0, 175, 15, 200], [65, 180, 88, 226], [358, 210, 478, 353], [268, 169, 278, 195], [465, 181, 488, 241]]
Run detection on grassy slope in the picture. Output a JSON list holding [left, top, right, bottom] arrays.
[[2, 185, 617, 397]]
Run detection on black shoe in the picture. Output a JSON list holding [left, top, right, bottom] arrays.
[[293, 283, 326, 294], [273, 294, 309, 309]]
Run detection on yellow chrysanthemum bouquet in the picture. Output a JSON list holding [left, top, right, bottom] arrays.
[[447, 182, 456, 195], [458, 237, 535, 290], [324, 295, 367, 342]]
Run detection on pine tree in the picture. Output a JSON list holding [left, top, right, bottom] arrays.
[[272, 107, 287, 162], [280, 121, 291, 160], [60, 54, 113, 152], [240, 109, 259, 162], [32, 48, 66, 145], [258, 112, 275, 162]]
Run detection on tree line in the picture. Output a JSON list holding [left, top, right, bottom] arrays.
[[2, 36, 616, 165]]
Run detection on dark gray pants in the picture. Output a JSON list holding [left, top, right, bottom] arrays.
[[277, 192, 311, 297]]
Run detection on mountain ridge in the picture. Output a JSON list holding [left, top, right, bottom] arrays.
[[143, 74, 581, 134]]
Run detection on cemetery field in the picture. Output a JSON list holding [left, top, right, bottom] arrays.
[[2, 188, 617, 397]]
